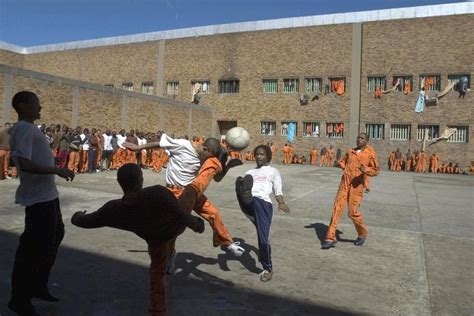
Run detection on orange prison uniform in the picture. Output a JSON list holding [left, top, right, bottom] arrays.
[[430, 155, 439, 173], [325, 145, 379, 241], [168, 157, 233, 247], [416, 152, 428, 173], [283, 145, 290, 164], [270, 145, 276, 163], [68, 150, 80, 173], [310, 149, 318, 165], [326, 148, 334, 167], [79, 149, 88, 173], [405, 154, 413, 172]]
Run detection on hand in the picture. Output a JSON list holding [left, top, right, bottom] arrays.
[[359, 165, 366, 173], [57, 168, 75, 181], [123, 141, 139, 151], [71, 210, 87, 225], [278, 203, 290, 214], [189, 216, 205, 233]]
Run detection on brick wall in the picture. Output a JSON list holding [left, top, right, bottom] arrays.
[[0, 65, 213, 136], [2, 13, 473, 168]]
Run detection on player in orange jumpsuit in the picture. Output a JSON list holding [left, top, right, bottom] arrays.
[[322, 133, 379, 249], [310, 148, 318, 165]]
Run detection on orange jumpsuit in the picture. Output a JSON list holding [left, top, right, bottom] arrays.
[[283, 145, 290, 164], [310, 149, 318, 165], [416, 152, 428, 173], [270, 145, 276, 163], [325, 145, 379, 241], [430, 154, 439, 173], [167, 157, 233, 247], [326, 148, 334, 167]]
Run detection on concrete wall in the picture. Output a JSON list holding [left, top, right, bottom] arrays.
[[0, 64, 213, 136]]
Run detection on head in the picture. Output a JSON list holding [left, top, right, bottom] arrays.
[[12, 91, 41, 122], [117, 163, 144, 193], [356, 133, 369, 149], [254, 145, 272, 168], [197, 137, 221, 162]]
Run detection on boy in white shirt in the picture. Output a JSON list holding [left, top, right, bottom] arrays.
[[235, 144, 290, 282]]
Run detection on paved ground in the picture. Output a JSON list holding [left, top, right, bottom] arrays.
[[0, 163, 473, 316]]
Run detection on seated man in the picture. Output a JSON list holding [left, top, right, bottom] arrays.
[[71, 163, 204, 316]]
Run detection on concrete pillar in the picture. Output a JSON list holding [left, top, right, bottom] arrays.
[[121, 94, 129, 130], [188, 108, 193, 137], [2, 71, 12, 125], [158, 103, 164, 131], [348, 23, 363, 147], [156, 40, 166, 97], [72, 86, 79, 127]]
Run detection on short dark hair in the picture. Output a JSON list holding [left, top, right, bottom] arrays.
[[12, 91, 38, 110], [253, 144, 272, 161], [117, 163, 143, 191], [203, 137, 221, 155]]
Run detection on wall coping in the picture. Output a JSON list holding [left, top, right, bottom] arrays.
[[0, 3, 472, 54]]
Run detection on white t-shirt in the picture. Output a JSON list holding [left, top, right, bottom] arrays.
[[102, 134, 113, 150], [10, 121, 59, 206], [137, 137, 147, 146], [116, 134, 126, 149], [80, 133, 89, 150], [159, 133, 201, 187], [245, 165, 283, 203]]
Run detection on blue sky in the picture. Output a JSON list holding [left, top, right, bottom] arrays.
[[0, 0, 467, 46]]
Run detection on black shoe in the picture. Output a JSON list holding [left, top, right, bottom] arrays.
[[354, 237, 366, 246], [240, 175, 253, 204], [321, 240, 337, 249], [7, 299, 40, 316], [32, 290, 59, 302]]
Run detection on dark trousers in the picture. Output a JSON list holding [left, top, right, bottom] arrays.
[[11, 198, 64, 303], [239, 197, 273, 271], [56, 149, 69, 168], [88, 148, 97, 172]]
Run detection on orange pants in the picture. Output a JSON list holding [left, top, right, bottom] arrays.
[[80, 150, 88, 172], [325, 183, 368, 241], [68, 151, 80, 173], [148, 239, 174, 316], [168, 157, 233, 247], [0, 149, 17, 177], [405, 160, 412, 172], [126, 149, 137, 164], [141, 149, 148, 167]]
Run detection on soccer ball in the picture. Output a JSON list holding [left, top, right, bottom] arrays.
[[225, 127, 250, 150]]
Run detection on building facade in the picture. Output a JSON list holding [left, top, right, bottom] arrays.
[[1, 3, 473, 168]]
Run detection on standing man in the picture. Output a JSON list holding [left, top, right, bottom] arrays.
[[322, 133, 379, 249], [235, 145, 290, 282], [0, 122, 17, 179], [7, 91, 75, 315]]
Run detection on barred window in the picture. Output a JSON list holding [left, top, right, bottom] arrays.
[[191, 81, 210, 94], [447, 126, 469, 143], [329, 77, 346, 95], [167, 81, 179, 95], [303, 122, 320, 137], [420, 75, 441, 92], [281, 121, 297, 136], [393, 76, 413, 93], [448, 74, 470, 92], [261, 121, 276, 136], [283, 78, 299, 93], [218, 80, 239, 94], [390, 124, 411, 140], [304, 78, 322, 94], [367, 77, 386, 92], [326, 122, 344, 138], [122, 82, 133, 91], [417, 125, 439, 141], [104, 84, 114, 88], [263, 79, 278, 93], [366, 124, 385, 140], [141, 82, 154, 95]]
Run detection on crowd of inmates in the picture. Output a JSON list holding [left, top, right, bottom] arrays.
[[387, 148, 472, 174], [0, 122, 207, 180], [1, 122, 473, 181]]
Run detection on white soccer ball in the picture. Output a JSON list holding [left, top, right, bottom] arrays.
[[225, 127, 250, 150]]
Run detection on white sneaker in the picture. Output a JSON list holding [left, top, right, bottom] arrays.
[[226, 242, 244, 257], [5, 175, 12, 179], [259, 270, 273, 282], [166, 251, 177, 275]]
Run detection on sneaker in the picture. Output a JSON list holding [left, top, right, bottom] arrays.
[[354, 237, 366, 246], [321, 240, 337, 249], [226, 241, 244, 256], [259, 270, 273, 282], [166, 250, 177, 274], [5, 175, 12, 179], [238, 174, 253, 205]]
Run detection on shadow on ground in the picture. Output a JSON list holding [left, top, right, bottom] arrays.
[[304, 223, 355, 244], [0, 230, 361, 316]]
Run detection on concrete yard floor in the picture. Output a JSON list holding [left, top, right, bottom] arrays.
[[0, 163, 473, 315]]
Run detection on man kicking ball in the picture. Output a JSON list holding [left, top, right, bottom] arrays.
[[235, 145, 290, 282]]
